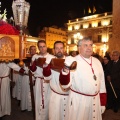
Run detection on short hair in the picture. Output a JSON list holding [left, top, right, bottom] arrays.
[[29, 45, 36, 50], [104, 55, 111, 61], [54, 41, 64, 49], [77, 37, 92, 46], [112, 50, 120, 56], [37, 40, 46, 47]]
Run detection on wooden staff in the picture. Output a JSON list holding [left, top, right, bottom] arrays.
[[109, 81, 117, 98], [10, 69, 15, 97]]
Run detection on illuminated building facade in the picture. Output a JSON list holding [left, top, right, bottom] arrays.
[[39, 26, 67, 53], [67, 12, 112, 57]]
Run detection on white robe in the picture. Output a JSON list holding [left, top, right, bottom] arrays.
[[44, 56, 69, 120], [0, 62, 21, 117], [12, 73, 22, 100], [32, 53, 54, 120], [49, 70, 69, 120], [61, 55, 106, 120], [21, 65, 32, 111]]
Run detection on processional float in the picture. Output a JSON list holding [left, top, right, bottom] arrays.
[[0, 0, 30, 65], [0, 0, 35, 117]]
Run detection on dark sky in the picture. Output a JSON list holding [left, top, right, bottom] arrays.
[[1, 0, 112, 37]]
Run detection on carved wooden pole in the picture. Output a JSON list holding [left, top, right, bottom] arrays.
[[19, 33, 25, 67]]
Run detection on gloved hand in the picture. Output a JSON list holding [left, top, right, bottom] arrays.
[[31, 55, 36, 62], [45, 55, 55, 65], [24, 67, 29, 74], [64, 56, 77, 70], [19, 68, 25, 74], [101, 106, 106, 114]]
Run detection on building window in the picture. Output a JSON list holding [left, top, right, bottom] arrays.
[[71, 38, 75, 44], [72, 26, 74, 30], [109, 34, 112, 39], [89, 23, 92, 28], [98, 35, 102, 42], [110, 20, 112, 25], [80, 24, 83, 29], [98, 21, 101, 27]]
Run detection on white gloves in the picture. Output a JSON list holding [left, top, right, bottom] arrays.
[[64, 56, 76, 67], [31, 55, 36, 62], [101, 106, 106, 114], [24, 66, 29, 74], [45, 55, 55, 64]]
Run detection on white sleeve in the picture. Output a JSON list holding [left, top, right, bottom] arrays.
[[7, 62, 21, 72]]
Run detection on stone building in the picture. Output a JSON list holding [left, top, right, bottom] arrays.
[[67, 12, 112, 57], [39, 26, 67, 54], [25, 36, 45, 56]]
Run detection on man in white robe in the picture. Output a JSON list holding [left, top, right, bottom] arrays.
[[59, 37, 107, 120], [43, 41, 69, 120], [30, 40, 54, 120], [21, 45, 36, 111], [0, 62, 25, 119]]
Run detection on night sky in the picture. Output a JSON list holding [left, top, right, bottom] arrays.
[[1, 0, 112, 37]]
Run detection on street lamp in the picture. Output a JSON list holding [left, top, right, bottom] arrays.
[[12, 0, 30, 66], [73, 33, 83, 44]]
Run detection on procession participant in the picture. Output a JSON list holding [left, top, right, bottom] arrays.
[[43, 41, 69, 120], [102, 56, 111, 110], [20, 46, 36, 112], [70, 50, 78, 57], [28, 45, 37, 57], [30, 40, 54, 120], [59, 37, 107, 120], [0, 61, 25, 120], [107, 50, 120, 113]]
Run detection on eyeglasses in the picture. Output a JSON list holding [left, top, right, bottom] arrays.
[[38, 46, 46, 49], [103, 58, 108, 60], [112, 55, 118, 56]]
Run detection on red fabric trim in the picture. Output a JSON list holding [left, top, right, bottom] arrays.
[[43, 64, 51, 77], [51, 87, 69, 96], [100, 93, 107, 106], [59, 71, 70, 85], [71, 88, 99, 96], [19, 68, 25, 74], [0, 20, 19, 35], [30, 60, 37, 72]]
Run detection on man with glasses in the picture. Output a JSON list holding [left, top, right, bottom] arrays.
[[107, 50, 120, 112], [30, 40, 54, 120], [20, 46, 36, 112]]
